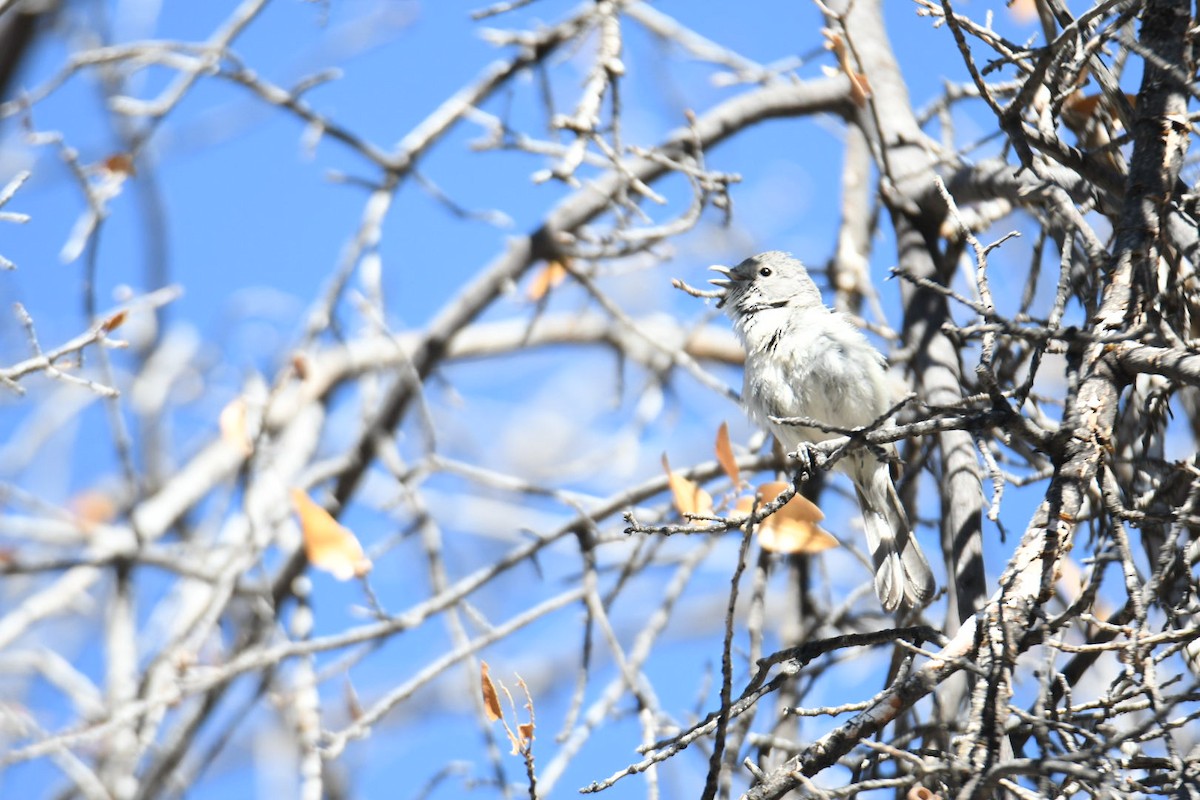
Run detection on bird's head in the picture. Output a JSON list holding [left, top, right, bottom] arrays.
[[708, 251, 822, 318]]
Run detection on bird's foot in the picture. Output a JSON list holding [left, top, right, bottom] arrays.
[[789, 442, 822, 481]]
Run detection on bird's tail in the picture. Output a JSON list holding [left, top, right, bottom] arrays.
[[851, 456, 935, 612]]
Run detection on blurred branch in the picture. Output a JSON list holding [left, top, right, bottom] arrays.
[[327, 73, 854, 509], [0, 287, 179, 394]]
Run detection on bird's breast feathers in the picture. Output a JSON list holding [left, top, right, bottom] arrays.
[[740, 311, 889, 446]]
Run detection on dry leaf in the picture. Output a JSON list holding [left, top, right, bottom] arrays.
[[516, 722, 534, 752], [102, 153, 136, 177], [219, 397, 253, 456], [662, 454, 713, 522], [527, 259, 569, 301], [753, 481, 838, 555], [1061, 92, 1103, 129], [758, 515, 837, 554], [1062, 92, 1137, 135], [101, 310, 127, 332], [849, 72, 871, 106], [715, 422, 740, 486], [344, 678, 363, 722], [1007, 0, 1040, 23], [822, 28, 846, 60], [483, 666, 536, 755], [480, 661, 504, 722], [290, 488, 372, 580], [907, 786, 942, 800], [291, 352, 310, 381], [71, 489, 117, 532], [509, 677, 536, 754], [822, 28, 870, 107], [755, 482, 823, 520]]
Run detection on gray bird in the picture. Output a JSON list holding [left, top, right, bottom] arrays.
[[709, 250, 935, 611]]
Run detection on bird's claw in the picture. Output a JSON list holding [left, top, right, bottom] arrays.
[[789, 442, 822, 480]]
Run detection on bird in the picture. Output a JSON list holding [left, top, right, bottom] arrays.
[[708, 250, 935, 611]]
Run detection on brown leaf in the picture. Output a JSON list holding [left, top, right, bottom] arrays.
[[1061, 92, 1110, 138], [101, 310, 127, 332], [527, 259, 569, 301], [509, 677, 535, 754], [907, 786, 942, 800], [291, 352, 310, 381], [344, 678, 363, 722], [662, 454, 713, 522], [102, 153, 136, 177], [1062, 91, 1137, 135], [753, 481, 838, 555], [714, 422, 740, 486], [290, 489, 372, 580], [219, 397, 253, 456], [480, 661, 504, 722], [517, 723, 535, 750]]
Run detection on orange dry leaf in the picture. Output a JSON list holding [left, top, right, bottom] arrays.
[[71, 489, 117, 533], [822, 29, 870, 107], [1062, 93, 1114, 139], [481, 664, 537, 756], [290, 489, 372, 580], [662, 454, 713, 522], [481, 661, 504, 722], [715, 422, 740, 487], [822, 29, 846, 62], [1008, 0, 1040, 23], [1061, 91, 1137, 135], [848, 73, 871, 107], [517, 722, 534, 750], [527, 259, 569, 301], [507, 677, 536, 755], [756, 481, 822, 521], [219, 397, 253, 456], [1062, 92, 1104, 129], [753, 481, 838, 555]]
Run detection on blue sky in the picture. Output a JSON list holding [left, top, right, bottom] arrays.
[[2, 0, 1001, 343]]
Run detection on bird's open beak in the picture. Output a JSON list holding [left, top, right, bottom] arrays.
[[708, 265, 737, 308]]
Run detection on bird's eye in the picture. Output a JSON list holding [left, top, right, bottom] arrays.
[[758, 267, 772, 277]]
